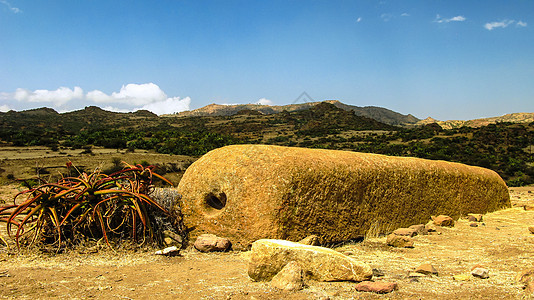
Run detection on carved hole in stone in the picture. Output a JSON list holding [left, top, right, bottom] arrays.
[[204, 192, 227, 211]]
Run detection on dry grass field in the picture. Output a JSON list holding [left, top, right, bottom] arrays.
[[1, 148, 533, 299]]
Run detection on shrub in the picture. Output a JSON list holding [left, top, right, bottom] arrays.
[[0, 162, 175, 251]]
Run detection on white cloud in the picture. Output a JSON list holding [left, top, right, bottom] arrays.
[[0, 0, 21, 13], [139, 96, 191, 115], [517, 21, 527, 28], [0, 83, 191, 114], [0, 104, 10, 112], [401, 13, 410, 17], [435, 14, 466, 24], [87, 83, 167, 106], [381, 13, 393, 22], [356, 17, 362, 23], [484, 20, 515, 30], [255, 98, 274, 106], [13, 86, 84, 107]]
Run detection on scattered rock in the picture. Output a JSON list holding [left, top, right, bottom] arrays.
[[194, 234, 231, 252], [528, 226, 534, 234], [299, 235, 320, 246], [471, 268, 489, 279], [386, 234, 414, 248], [467, 214, 483, 222], [525, 205, 534, 211], [471, 264, 484, 271], [270, 261, 304, 291], [433, 215, 455, 227], [392, 228, 417, 237], [163, 230, 183, 248], [408, 224, 428, 235], [248, 239, 373, 282], [415, 263, 438, 276], [154, 246, 180, 256], [470, 223, 479, 227], [453, 274, 471, 281], [354, 281, 397, 294]]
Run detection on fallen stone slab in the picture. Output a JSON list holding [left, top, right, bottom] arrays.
[[176, 145, 510, 249], [248, 239, 373, 282], [354, 281, 397, 294]]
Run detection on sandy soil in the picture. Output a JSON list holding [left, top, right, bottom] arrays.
[[1, 187, 533, 299]]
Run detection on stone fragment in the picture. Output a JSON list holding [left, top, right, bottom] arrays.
[[270, 261, 304, 291], [470, 223, 479, 227], [433, 215, 455, 227], [408, 272, 427, 278], [372, 268, 385, 277], [525, 205, 534, 211], [163, 230, 183, 247], [248, 239, 372, 282], [528, 226, 534, 234], [453, 274, 471, 281], [386, 234, 414, 248], [392, 228, 417, 237], [408, 224, 428, 235], [194, 234, 231, 252], [154, 246, 179, 256], [425, 222, 437, 232], [354, 281, 397, 294], [471, 268, 489, 279], [467, 214, 483, 222], [299, 235, 320, 246], [415, 263, 438, 276]]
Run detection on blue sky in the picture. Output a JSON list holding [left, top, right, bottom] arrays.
[[0, 1, 532, 120]]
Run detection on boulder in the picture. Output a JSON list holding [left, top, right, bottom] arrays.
[[433, 215, 455, 227], [415, 263, 438, 276], [270, 261, 304, 291], [354, 281, 397, 294], [392, 228, 417, 237], [299, 235, 320, 246], [248, 239, 372, 282], [386, 234, 414, 248], [176, 145, 510, 249], [193, 234, 231, 252]]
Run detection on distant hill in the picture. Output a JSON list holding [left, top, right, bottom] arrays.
[[418, 113, 534, 129], [171, 100, 420, 126]]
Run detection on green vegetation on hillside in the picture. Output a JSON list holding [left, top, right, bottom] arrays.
[[1, 103, 533, 186]]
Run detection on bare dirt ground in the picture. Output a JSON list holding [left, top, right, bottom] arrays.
[[0, 186, 532, 299]]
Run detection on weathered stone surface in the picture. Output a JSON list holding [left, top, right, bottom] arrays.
[[248, 239, 372, 282], [270, 261, 304, 291], [386, 234, 414, 248], [176, 145, 510, 249], [393, 228, 417, 237], [415, 263, 438, 276], [354, 281, 397, 294], [467, 214, 483, 222], [433, 215, 455, 227], [425, 222, 438, 232], [299, 235, 320, 246], [194, 234, 231, 252], [471, 268, 489, 279], [408, 224, 428, 235], [517, 269, 534, 293], [528, 226, 534, 234]]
